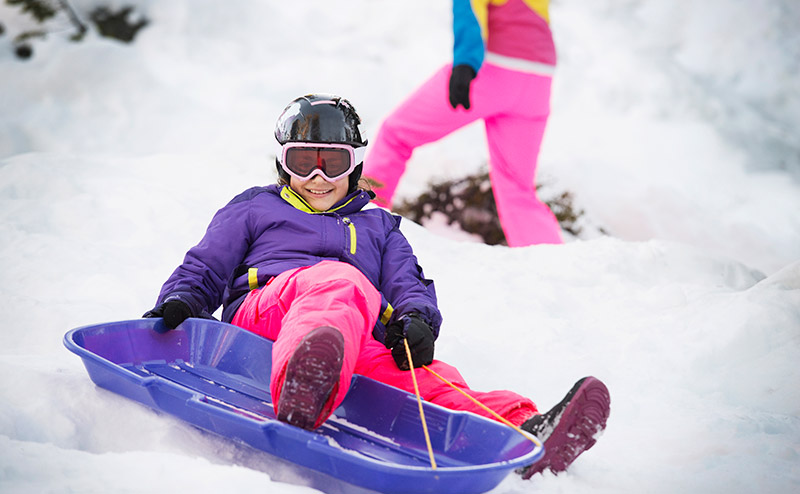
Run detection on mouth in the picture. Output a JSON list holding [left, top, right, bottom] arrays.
[[305, 188, 333, 196]]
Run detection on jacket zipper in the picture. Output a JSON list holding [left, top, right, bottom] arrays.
[[343, 217, 357, 255]]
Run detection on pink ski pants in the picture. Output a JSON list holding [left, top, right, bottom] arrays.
[[231, 260, 538, 426], [364, 63, 563, 246]]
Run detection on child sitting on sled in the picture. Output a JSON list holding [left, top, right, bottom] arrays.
[[144, 94, 610, 477]]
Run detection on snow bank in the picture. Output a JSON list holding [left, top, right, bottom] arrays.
[[1, 0, 799, 492]]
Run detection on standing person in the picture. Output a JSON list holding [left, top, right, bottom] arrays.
[[364, 0, 562, 246], [143, 94, 609, 476]]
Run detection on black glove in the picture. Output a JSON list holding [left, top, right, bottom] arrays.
[[143, 298, 193, 332], [384, 314, 435, 370], [448, 64, 477, 110]]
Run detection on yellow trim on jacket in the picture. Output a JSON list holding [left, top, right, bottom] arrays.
[[279, 185, 358, 214]]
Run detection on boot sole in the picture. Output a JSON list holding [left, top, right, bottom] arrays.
[[277, 326, 344, 430], [522, 376, 610, 477]]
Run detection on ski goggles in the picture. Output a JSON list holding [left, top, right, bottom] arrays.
[[279, 142, 367, 182]]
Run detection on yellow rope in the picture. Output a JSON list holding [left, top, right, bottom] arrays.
[[422, 365, 543, 448], [404, 339, 437, 469]]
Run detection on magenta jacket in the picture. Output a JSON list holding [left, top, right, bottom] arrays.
[[453, 0, 556, 75]]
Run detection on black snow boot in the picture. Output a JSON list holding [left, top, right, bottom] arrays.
[[276, 326, 345, 430], [519, 376, 610, 477]]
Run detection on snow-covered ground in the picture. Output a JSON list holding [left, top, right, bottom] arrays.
[[1, 1, 798, 493]]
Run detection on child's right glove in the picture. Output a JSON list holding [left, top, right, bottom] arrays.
[[384, 313, 435, 370], [143, 298, 193, 332]]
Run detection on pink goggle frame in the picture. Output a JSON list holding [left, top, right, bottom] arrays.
[[279, 142, 367, 182]]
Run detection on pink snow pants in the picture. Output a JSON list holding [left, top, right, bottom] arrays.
[[231, 260, 538, 426], [364, 63, 563, 246]]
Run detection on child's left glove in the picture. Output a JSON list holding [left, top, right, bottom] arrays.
[[384, 313, 435, 370]]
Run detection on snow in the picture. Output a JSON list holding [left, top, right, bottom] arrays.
[[1, 0, 799, 493]]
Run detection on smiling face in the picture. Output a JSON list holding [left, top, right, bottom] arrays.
[[289, 174, 349, 211]]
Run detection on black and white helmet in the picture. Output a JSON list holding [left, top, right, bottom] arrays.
[[274, 94, 368, 192]]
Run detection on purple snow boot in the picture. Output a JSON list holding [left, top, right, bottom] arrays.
[[276, 326, 345, 431], [519, 376, 610, 477]]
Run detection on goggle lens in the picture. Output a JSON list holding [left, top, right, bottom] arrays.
[[285, 147, 352, 179]]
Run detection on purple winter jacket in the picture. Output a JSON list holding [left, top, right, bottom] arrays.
[[149, 184, 442, 344]]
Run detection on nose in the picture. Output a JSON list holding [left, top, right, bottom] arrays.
[[308, 174, 331, 185]]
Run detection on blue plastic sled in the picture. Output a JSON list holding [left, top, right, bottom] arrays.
[[64, 318, 543, 493]]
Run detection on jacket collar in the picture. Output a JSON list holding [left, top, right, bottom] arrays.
[[277, 185, 370, 215]]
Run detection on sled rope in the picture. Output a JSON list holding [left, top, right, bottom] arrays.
[[404, 339, 437, 470], [422, 365, 543, 448]]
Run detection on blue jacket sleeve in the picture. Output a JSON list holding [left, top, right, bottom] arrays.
[[452, 0, 485, 72], [375, 215, 443, 343], [153, 194, 254, 317]]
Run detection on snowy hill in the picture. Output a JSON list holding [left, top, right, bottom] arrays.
[[1, 1, 799, 493]]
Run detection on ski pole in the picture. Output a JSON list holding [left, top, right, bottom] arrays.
[[404, 339, 437, 470], [422, 365, 543, 448]]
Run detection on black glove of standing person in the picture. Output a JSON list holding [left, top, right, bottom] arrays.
[[448, 64, 477, 110], [143, 298, 193, 332], [384, 313, 435, 370]]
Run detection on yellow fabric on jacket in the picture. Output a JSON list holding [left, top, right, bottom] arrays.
[[471, 0, 550, 38]]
